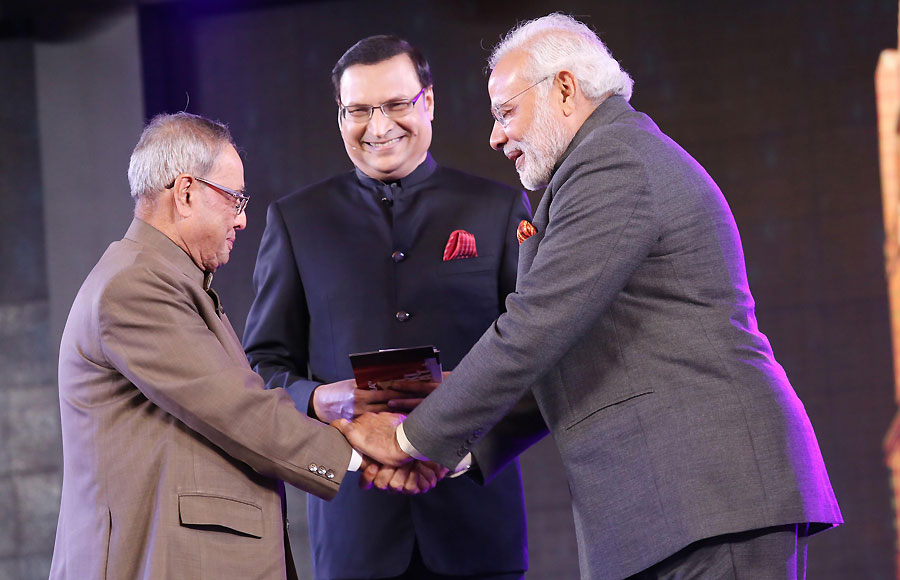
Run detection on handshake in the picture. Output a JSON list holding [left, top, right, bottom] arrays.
[[315, 373, 451, 495], [333, 412, 446, 495]]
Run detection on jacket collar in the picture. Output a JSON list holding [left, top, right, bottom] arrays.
[[124, 218, 206, 287], [354, 152, 438, 190], [552, 95, 635, 176]]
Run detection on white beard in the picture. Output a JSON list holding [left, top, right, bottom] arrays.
[[506, 97, 571, 191]]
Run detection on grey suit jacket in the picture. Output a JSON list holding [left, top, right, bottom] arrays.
[[50, 219, 351, 580], [404, 97, 842, 579]]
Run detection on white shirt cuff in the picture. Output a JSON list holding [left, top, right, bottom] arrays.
[[396, 423, 472, 475], [448, 453, 472, 477], [395, 423, 429, 460], [347, 448, 363, 471]]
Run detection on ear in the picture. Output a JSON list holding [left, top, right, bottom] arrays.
[[424, 86, 435, 121], [556, 70, 578, 116], [170, 174, 194, 218]]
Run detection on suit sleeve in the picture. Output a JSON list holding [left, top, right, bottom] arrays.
[[243, 202, 321, 415], [405, 135, 659, 469], [97, 265, 351, 500]]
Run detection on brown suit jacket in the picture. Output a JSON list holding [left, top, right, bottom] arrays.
[[50, 219, 351, 580]]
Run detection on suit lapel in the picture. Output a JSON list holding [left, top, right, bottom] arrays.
[[125, 219, 251, 371], [516, 96, 635, 281], [218, 313, 251, 367], [517, 187, 552, 278]]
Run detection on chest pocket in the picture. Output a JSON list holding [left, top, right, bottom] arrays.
[[434, 255, 498, 335], [437, 255, 494, 276]]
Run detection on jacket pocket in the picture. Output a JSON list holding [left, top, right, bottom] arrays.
[[564, 389, 655, 431], [437, 255, 494, 276], [178, 493, 264, 538]]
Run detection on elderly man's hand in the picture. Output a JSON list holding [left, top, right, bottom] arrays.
[[332, 412, 411, 466], [358, 460, 449, 494], [313, 379, 405, 423]]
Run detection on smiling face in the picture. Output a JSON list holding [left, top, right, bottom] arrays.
[[337, 54, 434, 182], [178, 144, 247, 272], [489, 51, 572, 191]]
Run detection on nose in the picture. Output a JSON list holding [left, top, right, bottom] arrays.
[[234, 210, 247, 230], [368, 107, 394, 137], [489, 121, 508, 151]]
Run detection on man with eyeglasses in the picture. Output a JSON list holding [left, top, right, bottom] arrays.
[[335, 14, 843, 580], [243, 36, 532, 580], [50, 112, 443, 580]]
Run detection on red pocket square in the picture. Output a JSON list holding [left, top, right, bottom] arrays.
[[443, 229, 478, 261], [517, 220, 537, 244]]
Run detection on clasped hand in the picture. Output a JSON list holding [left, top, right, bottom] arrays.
[[334, 412, 449, 494], [357, 455, 449, 495], [315, 377, 448, 494], [313, 374, 445, 423]]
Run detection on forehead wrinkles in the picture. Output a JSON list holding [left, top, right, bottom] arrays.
[[208, 147, 245, 192], [489, 53, 534, 108], [344, 91, 415, 107], [489, 79, 516, 109]]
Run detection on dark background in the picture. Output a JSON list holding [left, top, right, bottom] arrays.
[[0, 0, 896, 578]]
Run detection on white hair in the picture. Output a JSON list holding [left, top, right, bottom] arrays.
[[127, 112, 234, 202], [489, 13, 633, 103]]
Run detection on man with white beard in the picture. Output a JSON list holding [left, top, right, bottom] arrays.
[[490, 73, 571, 192], [335, 13, 842, 579]]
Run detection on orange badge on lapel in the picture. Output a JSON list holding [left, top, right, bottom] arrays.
[[517, 220, 537, 244]]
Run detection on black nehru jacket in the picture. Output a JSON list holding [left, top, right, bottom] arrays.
[[243, 154, 532, 578]]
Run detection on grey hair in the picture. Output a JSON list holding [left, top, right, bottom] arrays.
[[488, 13, 633, 103], [127, 112, 235, 202]]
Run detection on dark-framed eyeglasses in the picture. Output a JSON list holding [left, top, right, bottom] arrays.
[[339, 87, 428, 123], [166, 175, 249, 215], [491, 76, 553, 128]]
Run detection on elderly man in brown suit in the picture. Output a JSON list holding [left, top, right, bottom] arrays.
[[49, 112, 442, 580]]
